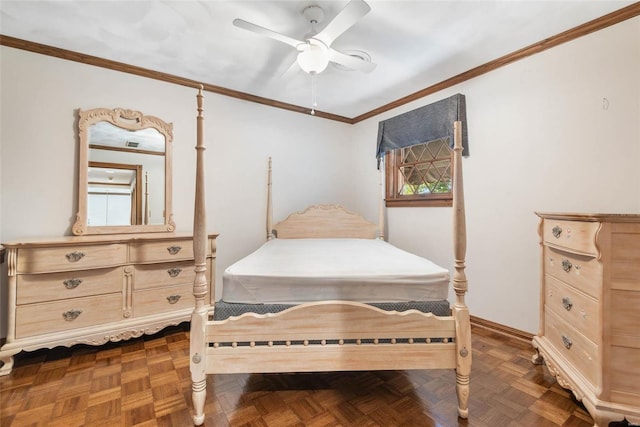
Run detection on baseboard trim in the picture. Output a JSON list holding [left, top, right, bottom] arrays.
[[470, 315, 534, 344]]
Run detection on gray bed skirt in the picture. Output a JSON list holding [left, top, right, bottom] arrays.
[[212, 300, 451, 321]]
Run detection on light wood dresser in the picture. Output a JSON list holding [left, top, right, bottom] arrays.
[[0, 233, 216, 376], [532, 213, 640, 426]]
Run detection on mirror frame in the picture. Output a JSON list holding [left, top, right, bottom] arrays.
[[73, 107, 175, 235]]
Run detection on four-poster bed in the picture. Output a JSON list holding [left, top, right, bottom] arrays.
[[188, 87, 471, 425]]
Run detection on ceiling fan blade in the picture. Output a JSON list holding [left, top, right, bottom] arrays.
[[233, 18, 303, 49], [328, 48, 376, 73], [314, 0, 371, 47]]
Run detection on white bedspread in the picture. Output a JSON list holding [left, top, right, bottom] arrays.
[[222, 238, 450, 304]]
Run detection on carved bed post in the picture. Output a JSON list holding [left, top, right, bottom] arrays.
[[452, 120, 471, 418], [191, 85, 208, 426], [378, 165, 385, 240], [267, 157, 274, 240], [144, 171, 150, 225]]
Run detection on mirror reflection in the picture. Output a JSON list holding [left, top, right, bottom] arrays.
[[88, 162, 141, 226], [88, 122, 165, 226], [73, 108, 174, 235]]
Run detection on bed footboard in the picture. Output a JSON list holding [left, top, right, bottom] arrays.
[[203, 301, 457, 373]]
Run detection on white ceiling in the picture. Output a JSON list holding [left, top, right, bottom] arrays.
[[0, 0, 635, 118]]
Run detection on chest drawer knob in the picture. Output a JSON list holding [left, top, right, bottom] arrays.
[[166, 295, 181, 304], [65, 251, 86, 262], [562, 297, 573, 311], [562, 259, 573, 273], [63, 278, 83, 289], [62, 309, 83, 321], [167, 268, 182, 278], [561, 335, 573, 350], [167, 246, 182, 255], [552, 226, 562, 238]]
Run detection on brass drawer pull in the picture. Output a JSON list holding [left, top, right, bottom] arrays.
[[562, 297, 573, 311], [63, 278, 83, 289], [166, 295, 181, 304], [562, 259, 572, 273], [167, 246, 182, 255], [62, 309, 83, 321], [167, 268, 182, 278], [65, 251, 85, 262], [552, 226, 562, 238], [561, 335, 573, 350]]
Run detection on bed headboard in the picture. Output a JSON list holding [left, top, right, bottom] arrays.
[[265, 157, 384, 240], [273, 204, 378, 239]]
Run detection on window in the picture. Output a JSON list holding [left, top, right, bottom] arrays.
[[385, 137, 453, 207]]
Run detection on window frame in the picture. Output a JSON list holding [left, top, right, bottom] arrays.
[[384, 140, 454, 208]]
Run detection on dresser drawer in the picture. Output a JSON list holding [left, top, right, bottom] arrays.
[[134, 261, 196, 290], [129, 239, 194, 263], [544, 246, 602, 299], [544, 275, 599, 343], [15, 294, 123, 338], [543, 219, 600, 256], [545, 308, 599, 387], [17, 244, 127, 273], [16, 267, 123, 305], [133, 283, 195, 318]]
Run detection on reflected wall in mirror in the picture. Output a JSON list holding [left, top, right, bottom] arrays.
[[73, 108, 175, 235]]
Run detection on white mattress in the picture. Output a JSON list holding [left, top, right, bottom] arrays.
[[222, 238, 450, 304]]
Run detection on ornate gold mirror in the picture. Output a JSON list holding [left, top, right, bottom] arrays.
[[73, 108, 175, 235]]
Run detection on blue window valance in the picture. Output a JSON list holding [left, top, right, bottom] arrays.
[[376, 93, 469, 165]]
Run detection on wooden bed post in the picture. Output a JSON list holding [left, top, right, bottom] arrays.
[[452, 120, 471, 418], [190, 85, 208, 426], [267, 157, 274, 240], [144, 172, 150, 225], [378, 165, 385, 240]]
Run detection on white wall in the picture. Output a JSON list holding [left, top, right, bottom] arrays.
[[1, 16, 639, 339], [0, 47, 353, 337], [350, 16, 640, 333]]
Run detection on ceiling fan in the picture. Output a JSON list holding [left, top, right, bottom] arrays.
[[233, 0, 376, 75]]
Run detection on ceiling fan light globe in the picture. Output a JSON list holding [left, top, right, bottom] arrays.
[[297, 43, 329, 74]]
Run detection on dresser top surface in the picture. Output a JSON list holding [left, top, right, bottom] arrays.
[[2, 232, 218, 248], [536, 212, 640, 222]]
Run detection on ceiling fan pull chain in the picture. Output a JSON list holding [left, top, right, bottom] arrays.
[[311, 72, 318, 115]]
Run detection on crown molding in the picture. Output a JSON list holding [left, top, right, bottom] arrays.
[[352, 2, 640, 123], [1, 2, 639, 125], [0, 34, 352, 124]]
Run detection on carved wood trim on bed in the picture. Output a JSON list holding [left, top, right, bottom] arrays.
[[273, 204, 379, 239], [206, 301, 456, 374], [208, 301, 455, 343]]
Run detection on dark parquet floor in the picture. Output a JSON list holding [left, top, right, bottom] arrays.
[[0, 324, 600, 426]]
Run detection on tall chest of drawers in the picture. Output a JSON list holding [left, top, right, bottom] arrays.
[[532, 213, 640, 426], [0, 233, 217, 376]]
